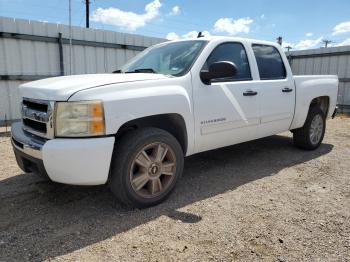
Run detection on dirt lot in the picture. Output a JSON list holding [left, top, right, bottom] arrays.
[[0, 117, 349, 262]]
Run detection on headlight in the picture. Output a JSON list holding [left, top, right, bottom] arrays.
[[55, 101, 105, 137]]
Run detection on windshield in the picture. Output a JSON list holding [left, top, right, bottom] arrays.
[[120, 40, 208, 76]]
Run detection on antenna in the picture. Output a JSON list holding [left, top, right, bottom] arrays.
[[276, 36, 283, 45]]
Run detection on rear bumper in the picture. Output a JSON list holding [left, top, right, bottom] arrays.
[[11, 122, 115, 185]]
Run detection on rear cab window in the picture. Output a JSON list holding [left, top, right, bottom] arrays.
[[252, 44, 286, 80]]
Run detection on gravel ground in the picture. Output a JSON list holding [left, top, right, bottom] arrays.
[[0, 117, 349, 262]]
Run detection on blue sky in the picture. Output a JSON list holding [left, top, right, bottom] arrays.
[[1, 0, 350, 49]]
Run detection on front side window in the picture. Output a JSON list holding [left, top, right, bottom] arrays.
[[252, 44, 286, 80], [203, 42, 252, 82], [120, 40, 207, 76]]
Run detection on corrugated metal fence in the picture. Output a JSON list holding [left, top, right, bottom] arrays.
[[2, 16, 350, 124], [288, 46, 350, 112], [0, 17, 165, 124]]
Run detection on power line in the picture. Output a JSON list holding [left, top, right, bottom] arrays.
[[1, 1, 70, 11], [0, 1, 312, 42], [1, 1, 274, 39]]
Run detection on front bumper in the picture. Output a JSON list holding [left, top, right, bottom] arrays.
[[11, 122, 115, 185]]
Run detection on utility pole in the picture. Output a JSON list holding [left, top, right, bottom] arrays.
[[285, 46, 293, 52], [85, 0, 90, 28], [285, 46, 293, 64], [69, 0, 72, 74], [322, 39, 332, 48]]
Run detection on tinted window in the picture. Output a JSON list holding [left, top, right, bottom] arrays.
[[252, 44, 286, 80], [203, 42, 252, 81]]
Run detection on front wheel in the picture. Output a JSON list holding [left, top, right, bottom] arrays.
[[293, 107, 326, 150], [109, 127, 184, 208]]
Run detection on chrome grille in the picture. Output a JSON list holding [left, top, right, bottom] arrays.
[[22, 98, 54, 139]]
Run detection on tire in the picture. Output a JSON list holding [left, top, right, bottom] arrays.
[[293, 106, 326, 150], [109, 127, 184, 208]]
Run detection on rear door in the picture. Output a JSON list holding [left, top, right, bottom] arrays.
[[251, 44, 295, 137]]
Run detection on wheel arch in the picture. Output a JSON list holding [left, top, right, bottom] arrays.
[[291, 95, 331, 130], [309, 96, 330, 116], [115, 113, 188, 155]]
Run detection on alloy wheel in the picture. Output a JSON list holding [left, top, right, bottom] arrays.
[[129, 142, 177, 198], [309, 114, 324, 145]]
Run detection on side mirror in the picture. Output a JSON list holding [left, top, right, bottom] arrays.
[[200, 61, 238, 84]]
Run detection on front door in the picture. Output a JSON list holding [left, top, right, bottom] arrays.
[[192, 42, 260, 153]]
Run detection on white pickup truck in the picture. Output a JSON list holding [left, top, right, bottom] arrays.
[[12, 36, 338, 207]]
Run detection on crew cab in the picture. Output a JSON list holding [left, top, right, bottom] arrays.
[[11, 36, 338, 208]]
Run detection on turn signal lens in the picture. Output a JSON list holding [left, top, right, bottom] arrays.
[[90, 119, 105, 134], [91, 103, 104, 118]]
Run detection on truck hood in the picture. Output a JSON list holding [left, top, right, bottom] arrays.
[[19, 73, 168, 101]]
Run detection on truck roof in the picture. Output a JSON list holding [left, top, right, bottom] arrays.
[[168, 36, 282, 48]]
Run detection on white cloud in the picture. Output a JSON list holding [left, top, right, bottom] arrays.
[[294, 37, 323, 50], [166, 31, 211, 40], [332, 21, 350, 35], [306, 32, 313, 37], [166, 32, 180, 40], [169, 6, 180, 16], [91, 0, 162, 31], [335, 38, 350, 46], [213, 17, 253, 35], [182, 31, 201, 39]]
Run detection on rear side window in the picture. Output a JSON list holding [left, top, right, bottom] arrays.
[[252, 44, 286, 80], [203, 42, 252, 82]]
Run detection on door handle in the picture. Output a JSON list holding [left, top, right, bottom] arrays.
[[282, 87, 293, 93], [243, 90, 258, 96]]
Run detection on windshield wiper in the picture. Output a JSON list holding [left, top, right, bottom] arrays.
[[126, 68, 156, 73]]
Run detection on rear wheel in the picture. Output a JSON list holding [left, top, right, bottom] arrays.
[[293, 107, 326, 150], [109, 128, 184, 208]]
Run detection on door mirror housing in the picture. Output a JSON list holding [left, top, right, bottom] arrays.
[[200, 61, 238, 84]]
